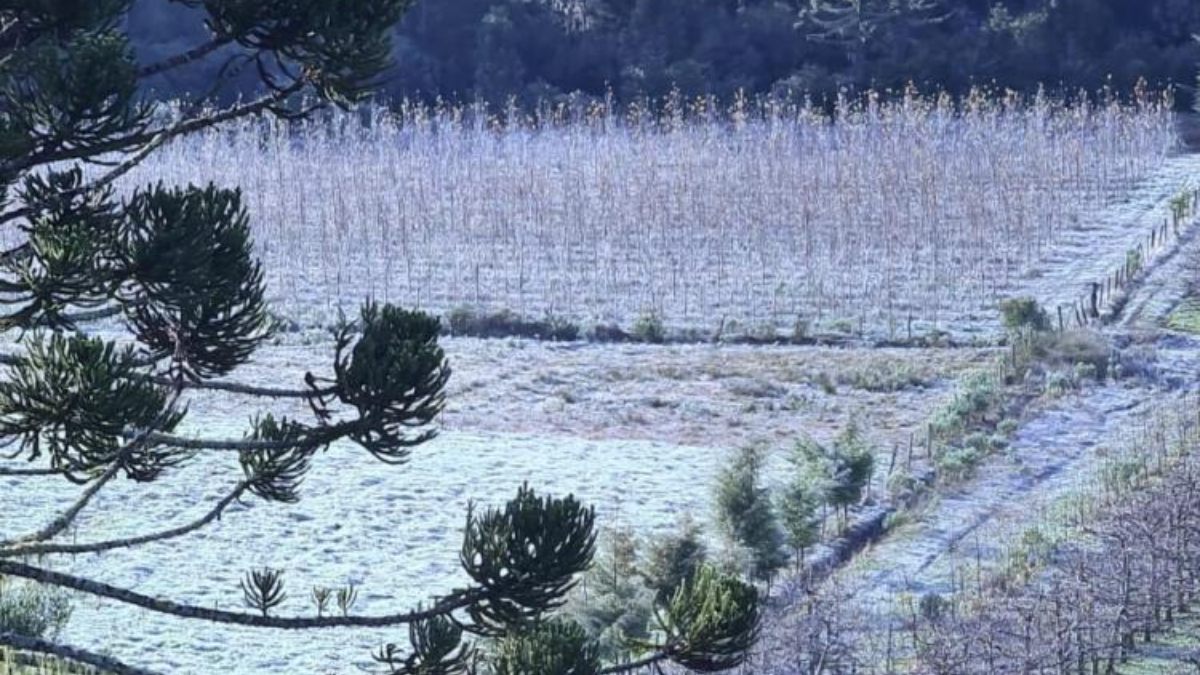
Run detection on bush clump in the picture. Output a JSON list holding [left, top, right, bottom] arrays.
[[935, 445, 984, 482], [632, 311, 666, 343], [1025, 330, 1111, 380], [929, 371, 1003, 440], [1000, 297, 1050, 332], [0, 577, 72, 640], [446, 307, 579, 341]]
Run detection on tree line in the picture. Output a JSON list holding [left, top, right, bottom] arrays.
[[127, 0, 1200, 108]]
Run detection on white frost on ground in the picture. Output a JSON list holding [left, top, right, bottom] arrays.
[[2, 115, 1196, 673], [6, 432, 723, 674], [0, 339, 975, 674], [1023, 153, 1200, 331], [87, 108, 1183, 340]]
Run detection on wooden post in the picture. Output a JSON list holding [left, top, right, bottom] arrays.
[[1090, 282, 1099, 318]]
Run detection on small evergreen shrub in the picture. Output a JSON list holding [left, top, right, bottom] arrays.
[[999, 297, 1049, 332], [792, 422, 876, 526], [642, 517, 708, 604], [632, 311, 666, 343], [935, 445, 983, 482], [714, 446, 788, 583], [777, 476, 821, 569], [570, 528, 654, 663]]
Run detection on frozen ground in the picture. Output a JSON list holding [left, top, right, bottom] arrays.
[[1023, 153, 1200, 332], [9, 170, 1200, 671], [95, 105, 1181, 341], [1, 338, 980, 674], [739, 333, 1200, 672], [6, 432, 719, 673], [5, 115, 1200, 674], [252, 150, 1200, 342]]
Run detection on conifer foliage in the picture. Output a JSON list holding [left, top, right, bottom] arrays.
[[0, 3, 758, 673]]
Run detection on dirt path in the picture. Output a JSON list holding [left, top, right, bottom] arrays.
[[847, 383, 1151, 605]]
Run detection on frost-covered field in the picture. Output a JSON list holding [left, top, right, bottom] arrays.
[[8, 93, 1200, 675], [1, 338, 981, 673], [118, 94, 1179, 338]]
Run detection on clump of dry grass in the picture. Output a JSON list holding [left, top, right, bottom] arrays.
[[0, 648, 100, 675]]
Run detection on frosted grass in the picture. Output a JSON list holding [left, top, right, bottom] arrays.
[[121, 91, 1176, 336]]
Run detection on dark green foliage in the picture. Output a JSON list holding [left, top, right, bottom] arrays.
[[648, 565, 760, 672], [2, 27, 148, 164], [374, 614, 474, 675], [641, 517, 707, 604], [239, 415, 312, 503], [999, 297, 1049, 332], [461, 484, 597, 636], [777, 477, 820, 567], [178, 0, 414, 103], [125, 0, 1200, 109], [2, 170, 122, 328], [240, 567, 286, 617], [0, 334, 184, 482], [493, 619, 599, 675], [445, 307, 579, 341], [120, 183, 269, 379], [714, 446, 788, 583], [324, 302, 450, 463], [0, 1, 131, 36]]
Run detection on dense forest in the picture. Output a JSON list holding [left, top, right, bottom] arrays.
[[130, 0, 1200, 107]]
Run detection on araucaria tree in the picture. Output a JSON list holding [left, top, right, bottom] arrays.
[[0, 3, 758, 674]]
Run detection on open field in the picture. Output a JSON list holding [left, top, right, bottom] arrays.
[[8, 95, 1200, 674], [2, 336, 985, 673]]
